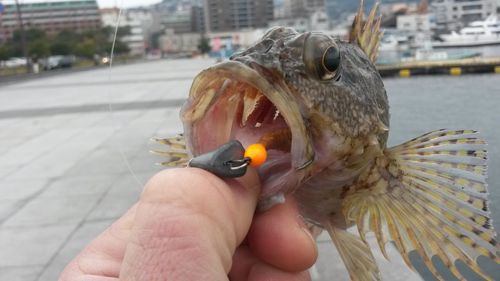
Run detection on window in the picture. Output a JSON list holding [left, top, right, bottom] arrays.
[[462, 4, 482, 11]]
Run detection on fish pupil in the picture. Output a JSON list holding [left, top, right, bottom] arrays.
[[323, 47, 340, 73]]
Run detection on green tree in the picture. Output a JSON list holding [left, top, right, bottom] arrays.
[[50, 42, 72, 55], [29, 40, 50, 58], [117, 26, 131, 37], [198, 36, 211, 54], [113, 41, 130, 55], [0, 46, 13, 61], [75, 39, 97, 59]]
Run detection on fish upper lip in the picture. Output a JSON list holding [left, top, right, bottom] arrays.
[[182, 60, 315, 171]]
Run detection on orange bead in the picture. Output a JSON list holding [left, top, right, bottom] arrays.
[[244, 143, 267, 167]]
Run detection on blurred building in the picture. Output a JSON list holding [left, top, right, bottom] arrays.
[[430, 0, 497, 31], [159, 29, 201, 54], [270, 10, 329, 32], [159, 5, 205, 33], [100, 8, 153, 56], [204, 0, 274, 32], [397, 13, 432, 32], [0, 0, 101, 41], [281, 0, 326, 18]]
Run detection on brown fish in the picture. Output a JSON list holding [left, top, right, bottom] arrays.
[[154, 2, 499, 280]]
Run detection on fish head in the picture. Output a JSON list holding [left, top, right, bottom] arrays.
[[181, 27, 389, 199]]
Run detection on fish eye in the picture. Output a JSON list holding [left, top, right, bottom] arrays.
[[322, 46, 341, 74], [303, 33, 341, 81]]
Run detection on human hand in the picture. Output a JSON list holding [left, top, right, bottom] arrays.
[[60, 168, 318, 280]]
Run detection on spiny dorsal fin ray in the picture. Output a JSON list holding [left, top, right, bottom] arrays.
[[151, 134, 190, 167], [342, 129, 499, 281], [349, 0, 383, 62]]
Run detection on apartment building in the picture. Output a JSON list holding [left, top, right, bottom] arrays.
[[0, 0, 101, 41], [204, 0, 274, 32], [430, 0, 497, 30]]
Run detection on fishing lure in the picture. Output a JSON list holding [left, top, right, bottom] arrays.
[[188, 140, 268, 178]]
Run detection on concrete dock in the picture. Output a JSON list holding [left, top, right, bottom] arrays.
[[378, 56, 500, 77]]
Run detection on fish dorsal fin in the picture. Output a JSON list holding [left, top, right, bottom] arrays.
[[349, 0, 383, 63]]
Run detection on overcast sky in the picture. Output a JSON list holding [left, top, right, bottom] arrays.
[[2, 0, 162, 8], [97, 0, 161, 8]]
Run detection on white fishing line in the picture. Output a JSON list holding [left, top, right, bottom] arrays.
[[107, 1, 144, 187]]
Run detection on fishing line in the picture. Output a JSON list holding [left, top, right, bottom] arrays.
[[107, 1, 144, 187]]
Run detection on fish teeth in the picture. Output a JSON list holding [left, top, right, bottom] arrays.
[[273, 109, 280, 121], [241, 88, 264, 126]]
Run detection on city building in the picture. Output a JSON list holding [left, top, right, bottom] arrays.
[[0, 0, 101, 42], [430, 0, 497, 31], [100, 7, 153, 56], [270, 10, 329, 32], [159, 5, 204, 34], [397, 14, 432, 32], [159, 29, 201, 54], [280, 0, 326, 18], [204, 0, 274, 32]]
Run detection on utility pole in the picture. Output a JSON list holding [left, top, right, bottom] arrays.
[[14, 0, 29, 73]]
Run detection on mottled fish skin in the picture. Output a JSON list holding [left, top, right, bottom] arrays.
[[232, 27, 389, 144], [230, 26, 389, 223]]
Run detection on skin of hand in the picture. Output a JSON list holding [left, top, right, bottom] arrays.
[[59, 168, 318, 281]]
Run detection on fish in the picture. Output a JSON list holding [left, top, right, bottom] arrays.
[[153, 1, 499, 280]]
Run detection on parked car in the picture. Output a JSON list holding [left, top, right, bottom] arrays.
[[2, 57, 28, 68], [43, 55, 75, 70]]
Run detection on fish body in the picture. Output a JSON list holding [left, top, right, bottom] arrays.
[[155, 2, 499, 280]]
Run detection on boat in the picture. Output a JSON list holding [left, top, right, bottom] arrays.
[[432, 16, 500, 48]]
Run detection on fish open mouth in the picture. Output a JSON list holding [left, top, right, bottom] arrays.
[[181, 61, 314, 197]]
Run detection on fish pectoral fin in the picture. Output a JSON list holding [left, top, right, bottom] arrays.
[[151, 134, 190, 167], [326, 223, 381, 281], [342, 129, 499, 281]]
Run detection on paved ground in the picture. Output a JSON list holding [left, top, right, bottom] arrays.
[[0, 59, 498, 281]]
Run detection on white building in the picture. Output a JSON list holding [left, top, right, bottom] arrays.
[[100, 8, 154, 56], [430, 0, 497, 31], [159, 29, 201, 54], [270, 10, 329, 33], [397, 13, 432, 31]]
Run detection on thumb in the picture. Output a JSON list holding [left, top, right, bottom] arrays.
[[120, 168, 260, 281]]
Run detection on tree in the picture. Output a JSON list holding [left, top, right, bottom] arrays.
[[75, 39, 97, 59], [198, 36, 211, 54], [29, 40, 50, 58], [113, 41, 130, 55], [50, 42, 72, 55], [0, 46, 13, 61], [117, 26, 131, 37]]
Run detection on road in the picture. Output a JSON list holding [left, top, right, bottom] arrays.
[[2, 58, 498, 280]]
